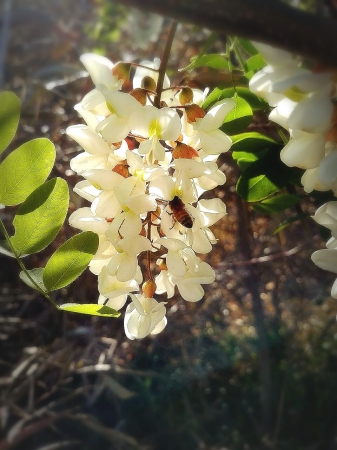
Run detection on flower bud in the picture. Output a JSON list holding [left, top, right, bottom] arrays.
[[142, 279, 157, 298], [112, 161, 130, 178], [172, 142, 199, 159], [179, 87, 193, 105], [185, 104, 206, 123], [130, 88, 147, 106], [141, 76, 157, 92], [112, 61, 131, 81]]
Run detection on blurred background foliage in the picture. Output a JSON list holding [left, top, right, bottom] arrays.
[[1, 1, 337, 449]]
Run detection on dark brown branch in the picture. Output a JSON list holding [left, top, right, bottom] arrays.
[[113, 0, 337, 67]]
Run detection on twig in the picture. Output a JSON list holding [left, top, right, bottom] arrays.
[[154, 20, 178, 108]]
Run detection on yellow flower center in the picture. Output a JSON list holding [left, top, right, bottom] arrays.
[[134, 169, 145, 181], [149, 119, 162, 139], [172, 186, 183, 198], [284, 86, 307, 103], [106, 102, 116, 114]]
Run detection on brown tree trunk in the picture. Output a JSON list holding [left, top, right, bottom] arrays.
[[111, 0, 337, 66]]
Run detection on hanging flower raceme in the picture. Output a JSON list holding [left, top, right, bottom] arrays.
[[249, 41, 337, 302], [249, 42, 337, 194], [67, 53, 234, 339]]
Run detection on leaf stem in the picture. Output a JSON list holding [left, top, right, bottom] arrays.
[[0, 218, 58, 308], [154, 20, 178, 108]]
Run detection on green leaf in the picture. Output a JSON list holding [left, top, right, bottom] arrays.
[[43, 232, 99, 291], [0, 92, 21, 155], [232, 149, 268, 170], [245, 54, 266, 73], [0, 138, 56, 206], [237, 38, 259, 56], [273, 214, 309, 234], [182, 54, 229, 71], [204, 86, 267, 111], [253, 194, 300, 213], [10, 178, 69, 256], [180, 32, 219, 71], [236, 150, 296, 202], [59, 303, 120, 318], [221, 96, 253, 135], [19, 268, 47, 292], [231, 132, 279, 153]]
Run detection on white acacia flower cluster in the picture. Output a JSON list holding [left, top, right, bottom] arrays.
[[250, 42, 337, 297], [311, 202, 337, 298], [249, 42, 337, 194], [67, 54, 234, 339]]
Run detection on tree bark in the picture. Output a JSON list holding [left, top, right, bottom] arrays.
[[112, 0, 337, 66]]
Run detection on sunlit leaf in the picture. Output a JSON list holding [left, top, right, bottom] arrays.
[[182, 54, 229, 71], [237, 38, 259, 56], [180, 32, 219, 71], [19, 268, 46, 292], [253, 194, 301, 213], [221, 96, 253, 135], [0, 92, 20, 155], [10, 178, 69, 256], [203, 86, 267, 111], [59, 303, 120, 317], [0, 138, 56, 206], [245, 54, 266, 73], [231, 132, 280, 153], [43, 232, 99, 291]]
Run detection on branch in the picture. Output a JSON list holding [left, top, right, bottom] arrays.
[[113, 0, 337, 66]]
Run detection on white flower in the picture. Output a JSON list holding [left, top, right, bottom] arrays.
[[130, 105, 181, 163], [89, 235, 117, 275], [172, 257, 215, 302], [187, 100, 234, 157], [318, 150, 337, 186], [80, 53, 120, 90], [155, 238, 189, 277], [124, 294, 167, 339], [96, 87, 142, 143], [85, 171, 156, 219], [155, 269, 175, 298], [185, 198, 227, 254], [312, 202, 337, 231], [301, 167, 330, 193], [280, 130, 326, 169], [67, 125, 125, 173], [73, 180, 101, 203], [98, 293, 128, 311], [106, 235, 153, 282], [69, 207, 109, 235], [312, 249, 337, 275], [98, 266, 139, 299]]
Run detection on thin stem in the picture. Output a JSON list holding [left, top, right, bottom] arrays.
[[131, 62, 159, 72], [145, 212, 153, 280], [154, 20, 178, 108], [0, 218, 58, 307]]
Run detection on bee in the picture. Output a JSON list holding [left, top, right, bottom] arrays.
[[168, 196, 193, 229]]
